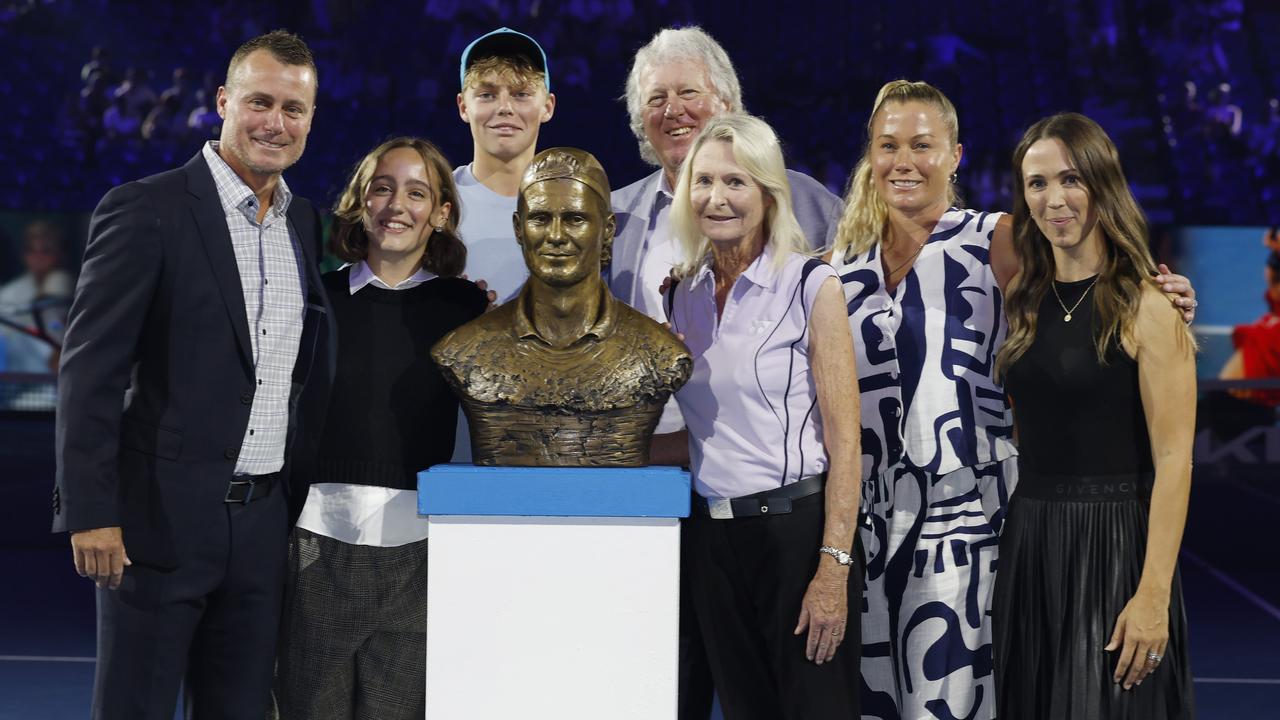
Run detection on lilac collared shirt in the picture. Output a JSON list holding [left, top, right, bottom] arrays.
[[669, 247, 837, 499]]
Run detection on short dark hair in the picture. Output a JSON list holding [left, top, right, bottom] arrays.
[[226, 29, 317, 89]]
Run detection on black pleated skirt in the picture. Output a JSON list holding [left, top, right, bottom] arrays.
[[992, 472, 1195, 719]]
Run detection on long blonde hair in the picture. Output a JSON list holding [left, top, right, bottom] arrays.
[[995, 113, 1194, 379], [830, 80, 961, 262], [669, 114, 808, 277]]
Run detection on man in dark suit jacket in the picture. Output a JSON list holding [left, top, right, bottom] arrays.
[[53, 30, 332, 719]]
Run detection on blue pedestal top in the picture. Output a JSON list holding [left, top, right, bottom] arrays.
[[418, 464, 691, 518]]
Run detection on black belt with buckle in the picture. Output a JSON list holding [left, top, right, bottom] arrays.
[[694, 474, 826, 519], [225, 472, 280, 504]]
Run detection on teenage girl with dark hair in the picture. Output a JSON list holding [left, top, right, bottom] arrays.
[[275, 137, 487, 720]]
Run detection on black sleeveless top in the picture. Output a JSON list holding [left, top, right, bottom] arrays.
[[1004, 276, 1154, 477]]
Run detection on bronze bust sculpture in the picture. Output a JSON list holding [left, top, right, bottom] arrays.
[[432, 148, 691, 466]]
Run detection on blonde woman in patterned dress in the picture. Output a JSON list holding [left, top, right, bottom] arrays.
[[827, 81, 1196, 719]]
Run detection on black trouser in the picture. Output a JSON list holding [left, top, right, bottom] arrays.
[[92, 485, 289, 720], [679, 520, 715, 720], [686, 492, 861, 720]]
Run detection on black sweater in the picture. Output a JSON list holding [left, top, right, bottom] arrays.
[[316, 267, 488, 490]]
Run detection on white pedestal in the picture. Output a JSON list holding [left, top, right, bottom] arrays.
[[419, 465, 690, 720]]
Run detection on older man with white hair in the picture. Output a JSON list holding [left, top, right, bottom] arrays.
[[609, 26, 840, 324], [608, 26, 842, 720]]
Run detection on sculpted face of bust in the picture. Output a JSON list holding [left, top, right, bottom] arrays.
[[431, 146, 691, 466], [515, 178, 615, 289]]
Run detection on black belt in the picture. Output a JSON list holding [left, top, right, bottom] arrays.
[[225, 472, 280, 504], [1015, 470, 1154, 502], [694, 474, 826, 519]]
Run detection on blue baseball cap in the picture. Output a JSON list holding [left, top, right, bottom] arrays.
[[459, 27, 551, 92]]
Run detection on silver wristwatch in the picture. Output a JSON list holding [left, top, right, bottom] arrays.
[[819, 545, 854, 566]]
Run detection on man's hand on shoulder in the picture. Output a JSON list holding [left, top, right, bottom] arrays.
[[71, 526, 130, 589], [463, 275, 500, 311], [1153, 263, 1198, 324]]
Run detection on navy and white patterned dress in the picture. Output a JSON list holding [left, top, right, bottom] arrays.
[[834, 208, 1017, 720]]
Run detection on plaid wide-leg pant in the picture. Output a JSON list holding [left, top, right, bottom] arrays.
[[274, 528, 429, 720]]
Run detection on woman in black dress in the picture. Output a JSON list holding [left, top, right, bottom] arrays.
[[993, 113, 1196, 719]]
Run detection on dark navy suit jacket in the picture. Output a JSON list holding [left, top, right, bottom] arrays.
[[53, 151, 334, 568]]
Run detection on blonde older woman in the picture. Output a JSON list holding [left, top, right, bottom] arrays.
[[663, 113, 861, 719]]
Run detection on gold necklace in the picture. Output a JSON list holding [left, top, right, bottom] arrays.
[[1050, 276, 1099, 322], [886, 238, 926, 278]]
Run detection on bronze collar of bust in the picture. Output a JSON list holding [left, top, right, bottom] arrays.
[[511, 279, 618, 347]]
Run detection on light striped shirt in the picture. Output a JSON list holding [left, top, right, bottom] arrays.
[[626, 176, 684, 434], [202, 141, 306, 475]]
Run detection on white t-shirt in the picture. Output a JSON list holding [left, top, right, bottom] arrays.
[[453, 164, 527, 304]]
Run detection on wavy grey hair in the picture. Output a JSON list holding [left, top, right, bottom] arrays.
[[624, 26, 744, 167]]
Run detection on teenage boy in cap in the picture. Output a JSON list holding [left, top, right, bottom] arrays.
[[455, 27, 556, 305], [449, 27, 555, 463]]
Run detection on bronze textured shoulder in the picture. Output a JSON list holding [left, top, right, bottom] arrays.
[[612, 301, 692, 393], [430, 302, 517, 390], [432, 295, 691, 466], [431, 303, 514, 360]]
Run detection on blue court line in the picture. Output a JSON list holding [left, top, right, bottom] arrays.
[[0, 655, 94, 663], [1181, 550, 1280, 624]]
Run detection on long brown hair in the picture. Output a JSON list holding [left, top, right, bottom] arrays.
[[331, 137, 466, 277], [996, 113, 1192, 379], [831, 79, 962, 261]]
